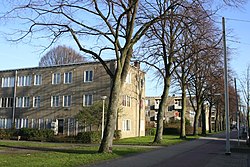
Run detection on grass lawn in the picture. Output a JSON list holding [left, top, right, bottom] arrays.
[[114, 134, 199, 146], [0, 135, 198, 167], [0, 140, 150, 167]]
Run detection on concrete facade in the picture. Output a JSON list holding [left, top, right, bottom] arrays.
[[0, 60, 145, 138]]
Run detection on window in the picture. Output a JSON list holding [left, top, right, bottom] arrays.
[[34, 74, 42, 85], [122, 119, 131, 131], [17, 75, 31, 86], [0, 97, 13, 108], [33, 96, 41, 107], [145, 99, 150, 107], [63, 95, 71, 107], [174, 99, 181, 106], [83, 94, 93, 106], [122, 95, 131, 107], [16, 97, 22, 108], [0, 118, 12, 129], [84, 70, 93, 82], [52, 73, 61, 84], [122, 95, 126, 106], [127, 96, 131, 107], [155, 99, 160, 110], [140, 78, 144, 89], [64, 72, 72, 84], [125, 72, 131, 84], [23, 97, 30, 107], [1, 77, 15, 87], [16, 97, 30, 108], [51, 96, 60, 107]]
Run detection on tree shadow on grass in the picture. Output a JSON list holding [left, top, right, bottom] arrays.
[[0, 144, 97, 154]]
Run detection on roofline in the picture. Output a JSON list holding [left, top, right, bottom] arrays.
[[0, 59, 116, 73]]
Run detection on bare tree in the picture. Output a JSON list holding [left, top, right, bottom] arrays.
[[140, 0, 220, 140], [1, 0, 176, 153], [205, 67, 224, 133], [39, 45, 85, 67], [239, 66, 250, 139], [137, 0, 192, 143], [173, 2, 223, 138]]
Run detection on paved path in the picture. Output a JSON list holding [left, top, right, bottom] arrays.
[[86, 131, 250, 167]]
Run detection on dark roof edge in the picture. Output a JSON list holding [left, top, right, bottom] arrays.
[[0, 59, 116, 72]]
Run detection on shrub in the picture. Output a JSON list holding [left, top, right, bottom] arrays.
[[0, 129, 10, 139], [50, 135, 76, 143], [114, 130, 121, 140], [163, 118, 196, 135], [163, 127, 179, 135], [185, 125, 194, 135], [76, 131, 101, 143], [18, 128, 54, 141], [145, 127, 156, 136], [1, 129, 19, 140]]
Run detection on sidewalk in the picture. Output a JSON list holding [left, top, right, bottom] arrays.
[[86, 131, 250, 167], [204, 134, 250, 167]]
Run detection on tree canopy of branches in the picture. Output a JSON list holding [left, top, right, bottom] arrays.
[[1, 0, 245, 152], [137, 0, 196, 143], [239, 66, 250, 140], [39, 45, 85, 67], [0, 0, 178, 153], [138, 0, 223, 141]]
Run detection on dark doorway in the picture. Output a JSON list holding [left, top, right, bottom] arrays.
[[58, 119, 64, 134]]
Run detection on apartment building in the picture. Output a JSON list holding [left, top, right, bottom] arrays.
[[145, 95, 195, 126], [0, 60, 145, 138]]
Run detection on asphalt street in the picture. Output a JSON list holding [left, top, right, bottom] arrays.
[[86, 130, 249, 167]]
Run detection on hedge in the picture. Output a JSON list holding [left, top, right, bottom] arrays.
[[17, 128, 54, 141], [76, 131, 101, 144], [145, 127, 156, 136]]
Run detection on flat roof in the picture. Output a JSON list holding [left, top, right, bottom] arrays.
[[0, 59, 115, 73]]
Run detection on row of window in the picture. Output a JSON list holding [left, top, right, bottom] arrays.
[[0, 94, 134, 108], [1, 70, 94, 88], [0, 118, 131, 131], [0, 95, 93, 108]]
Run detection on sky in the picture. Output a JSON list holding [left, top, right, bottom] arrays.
[[0, 2, 250, 97]]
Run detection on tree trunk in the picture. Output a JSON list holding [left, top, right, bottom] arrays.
[[214, 106, 219, 132], [201, 103, 206, 136], [208, 105, 212, 133], [153, 77, 170, 143], [98, 77, 121, 153], [193, 104, 201, 136], [222, 111, 225, 130], [180, 84, 186, 139]]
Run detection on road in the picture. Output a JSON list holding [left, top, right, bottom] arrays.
[[86, 130, 249, 167]]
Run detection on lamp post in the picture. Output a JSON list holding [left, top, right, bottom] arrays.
[[101, 96, 107, 139], [222, 17, 231, 155]]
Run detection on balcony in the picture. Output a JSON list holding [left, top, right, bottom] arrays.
[[174, 104, 182, 110]]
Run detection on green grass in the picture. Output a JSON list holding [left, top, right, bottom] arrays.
[[0, 135, 199, 167], [114, 134, 199, 146], [0, 140, 149, 167]]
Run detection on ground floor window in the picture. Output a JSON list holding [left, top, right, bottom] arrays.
[[15, 118, 29, 129], [0, 118, 12, 128], [122, 119, 131, 131]]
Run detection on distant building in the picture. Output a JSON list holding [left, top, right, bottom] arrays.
[[0, 60, 145, 138], [145, 95, 195, 126]]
